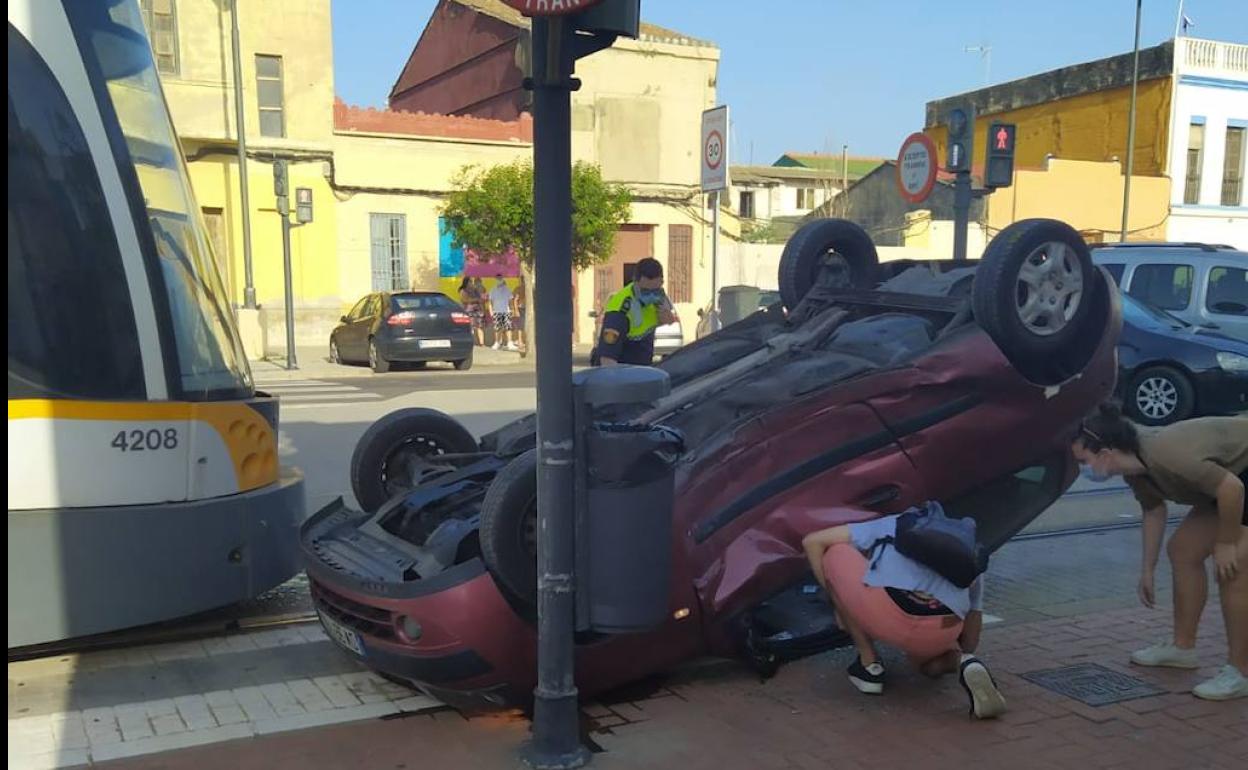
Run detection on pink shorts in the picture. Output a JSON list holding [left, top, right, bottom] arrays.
[[823, 543, 963, 662]]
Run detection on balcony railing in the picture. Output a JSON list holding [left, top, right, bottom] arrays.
[[1178, 37, 1248, 78]]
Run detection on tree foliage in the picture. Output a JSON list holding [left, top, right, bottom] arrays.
[[440, 159, 632, 271]]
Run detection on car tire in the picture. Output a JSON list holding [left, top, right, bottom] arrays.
[[329, 337, 342, 365], [479, 449, 539, 608], [778, 218, 879, 309], [453, 354, 473, 371], [1126, 366, 1195, 426], [368, 338, 390, 373], [971, 218, 1098, 384], [349, 408, 479, 512]]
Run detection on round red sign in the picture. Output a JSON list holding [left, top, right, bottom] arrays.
[[895, 132, 938, 204], [502, 0, 605, 16]]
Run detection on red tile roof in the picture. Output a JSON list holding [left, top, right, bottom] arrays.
[[333, 99, 532, 142]]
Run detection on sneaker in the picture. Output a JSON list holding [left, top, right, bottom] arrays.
[[847, 658, 885, 695], [506, 343, 520, 352], [959, 656, 1007, 719], [492, 342, 502, 350], [1130, 642, 1200, 669], [1193, 665, 1248, 701]]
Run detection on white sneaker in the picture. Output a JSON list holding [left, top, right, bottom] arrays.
[[1193, 665, 1248, 701], [959, 656, 1007, 719], [506, 343, 520, 352], [492, 342, 502, 350], [1130, 642, 1200, 669]]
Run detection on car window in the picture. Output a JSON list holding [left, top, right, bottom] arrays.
[[392, 294, 455, 311], [347, 296, 370, 321], [1126, 263, 1194, 311], [1206, 266, 1248, 317], [1122, 295, 1186, 331], [1100, 263, 1125, 286], [364, 295, 382, 318]]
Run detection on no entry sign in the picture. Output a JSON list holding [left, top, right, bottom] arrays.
[[502, 0, 604, 15], [896, 132, 938, 204]]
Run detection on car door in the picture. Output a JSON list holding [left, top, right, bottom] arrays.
[[1202, 263, 1248, 341], [357, 294, 382, 355], [338, 296, 370, 360]]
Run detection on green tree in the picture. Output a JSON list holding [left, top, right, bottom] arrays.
[[441, 159, 632, 357]]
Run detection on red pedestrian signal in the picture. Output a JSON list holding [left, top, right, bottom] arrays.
[[985, 122, 1016, 189]]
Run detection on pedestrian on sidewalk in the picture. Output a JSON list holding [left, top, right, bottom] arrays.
[[802, 511, 1007, 719], [488, 274, 519, 352], [1073, 402, 1248, 701], [458, 276, 486, 347]]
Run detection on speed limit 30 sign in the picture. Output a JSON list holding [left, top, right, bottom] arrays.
[[701, 105, 729, 192], [895, 132, 938, 204]]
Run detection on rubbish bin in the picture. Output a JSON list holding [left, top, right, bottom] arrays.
[[584, 422, 683, 632], [571, 366, 683, 633]]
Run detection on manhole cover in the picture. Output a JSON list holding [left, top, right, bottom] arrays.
[[1022, 662, 1165, 706]]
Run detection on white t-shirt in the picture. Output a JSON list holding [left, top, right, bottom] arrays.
[[489, 283, 513, 314], [847, 514, 984, 619]]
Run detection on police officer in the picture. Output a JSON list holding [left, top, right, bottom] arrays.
[[592, 257, 676, 366]]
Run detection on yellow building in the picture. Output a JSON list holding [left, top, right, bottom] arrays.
[[145, 0, 728, 351], [141, 0, 338, 354], [925, 37, 1248, 248]]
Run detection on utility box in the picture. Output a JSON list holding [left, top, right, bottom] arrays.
[[572, 366, 682, 633], [718, 285, 761, 327]]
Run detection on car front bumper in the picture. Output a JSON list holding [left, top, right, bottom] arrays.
[[1193, 368, 1248, 416]]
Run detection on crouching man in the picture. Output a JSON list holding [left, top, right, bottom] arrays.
[[802, 512, 1007, 719]]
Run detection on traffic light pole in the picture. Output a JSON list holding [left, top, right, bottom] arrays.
[[952, 170, 972, 262], [522, 15, 591, 770]]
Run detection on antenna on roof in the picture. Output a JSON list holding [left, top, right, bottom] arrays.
[[964, 43, 992, 86]]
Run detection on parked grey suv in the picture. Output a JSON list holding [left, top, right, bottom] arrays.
[[1091, 243, 1248, 341]]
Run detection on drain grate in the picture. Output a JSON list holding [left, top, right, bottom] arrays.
[[1022, 662, 1165, 706]]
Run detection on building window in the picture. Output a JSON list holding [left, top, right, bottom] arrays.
[[370, 214, 408, 291], [668, 225, 693, 303], [1222, 125, 1245, 207], [796, 188, 816, 209], [139, 0, 179, 76], [1184, 121, 1205, 205], [255, 54, 285, 138], [1206, 266, 1248, 316], [739, 191, 755, 219], [1127, 263, 1194, 311]]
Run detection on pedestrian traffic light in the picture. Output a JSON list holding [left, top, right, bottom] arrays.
[[984, 122, 1017, 189], [946, 106, 974, 173]]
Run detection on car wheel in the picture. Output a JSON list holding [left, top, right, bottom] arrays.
[[368, 338, 390, 373], [971, 218, 1098, 384], [479, 449, 539, 608], [329, 337, 342, 365], [453, 354, 473, 371], [1126, 366, 1195, 426], [778, 218, 879, 309], [349, 408, 479, 512]]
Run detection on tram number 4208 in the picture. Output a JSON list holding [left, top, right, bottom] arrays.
[[111, 428, 180, 452]]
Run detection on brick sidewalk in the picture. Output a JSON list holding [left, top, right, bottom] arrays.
[[98, 604, 1247, 770]]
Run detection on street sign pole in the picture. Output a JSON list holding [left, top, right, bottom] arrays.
[[701, 106, 728, 315], [523, 15, 590, 770]]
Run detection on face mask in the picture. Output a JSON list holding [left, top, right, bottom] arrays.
[[637, 289, 664, 306], [1084, 465, 1112, 483]]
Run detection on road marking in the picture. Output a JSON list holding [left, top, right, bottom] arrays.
[[7, 624, 442, 768]]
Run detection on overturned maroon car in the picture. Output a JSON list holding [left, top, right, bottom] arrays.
[[301, 217, 1123, 709]]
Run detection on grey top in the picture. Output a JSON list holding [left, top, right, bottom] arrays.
[[848, 514, 984, 619]]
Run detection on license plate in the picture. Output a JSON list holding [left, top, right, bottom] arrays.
[[318, 611, 364, 656], [419, 339, 452, 349]]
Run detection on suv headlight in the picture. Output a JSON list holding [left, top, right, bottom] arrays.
[[1216, 352, 1248, 372]]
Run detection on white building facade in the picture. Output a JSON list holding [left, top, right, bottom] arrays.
[[1166, 37, 1248, 249]]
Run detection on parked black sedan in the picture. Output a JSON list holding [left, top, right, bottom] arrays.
[[330, 291, 474, 372], [1117, 293, 1248, 425]]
